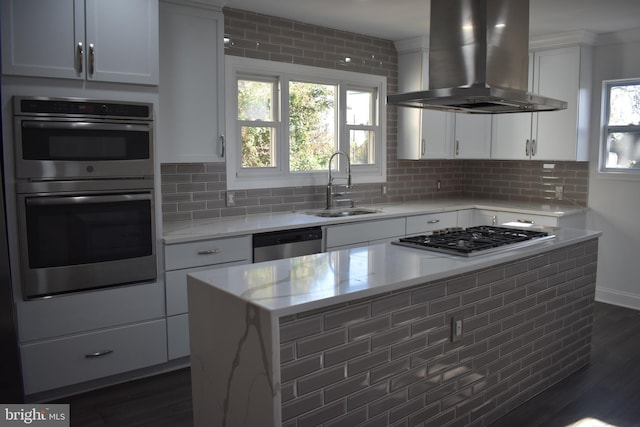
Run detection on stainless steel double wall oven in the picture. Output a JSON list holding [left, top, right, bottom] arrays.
[[14, 97, 157, 299]]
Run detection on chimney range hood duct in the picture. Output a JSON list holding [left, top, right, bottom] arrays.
[[387, 0, 567, 114]]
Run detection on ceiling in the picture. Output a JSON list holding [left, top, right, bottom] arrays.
[[219, 0, 640, 41]]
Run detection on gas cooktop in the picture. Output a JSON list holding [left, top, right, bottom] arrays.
[[392, 225, 555, 257]]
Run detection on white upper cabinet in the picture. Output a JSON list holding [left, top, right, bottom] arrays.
[[492, 35, 593, 161], [1, 0, 159, 85], [396, 40, 454, 160], [396, 38, 492, 160], [157, 1, 225, 163], [453, 114, 492, 159]]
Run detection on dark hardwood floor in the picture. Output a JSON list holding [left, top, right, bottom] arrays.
[[57, 302, 640, 426], [491, 301, 640, 427]]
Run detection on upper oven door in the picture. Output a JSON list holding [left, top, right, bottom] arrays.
[[14, 119, 153, 180]]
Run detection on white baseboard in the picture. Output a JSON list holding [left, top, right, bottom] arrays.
[[595, 287, 640, 311]]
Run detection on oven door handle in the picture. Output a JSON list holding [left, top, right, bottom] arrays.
[[21, 121, 151, 132], [25, 193, 152, 206]]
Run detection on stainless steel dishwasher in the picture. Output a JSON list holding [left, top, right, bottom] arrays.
[[253, 226, 323, 262]]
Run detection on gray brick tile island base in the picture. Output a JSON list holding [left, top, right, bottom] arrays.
[[188, 234, 598, 427]]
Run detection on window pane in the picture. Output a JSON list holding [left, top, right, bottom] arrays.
[[241, 126, 276, 168], [289, 81, 336, 172], [238, 79, 274, 121], [609, 84, 640, 126], [347, 90, 374, 125], [605, 131, 640, 169], [350, 129, 374, 165]]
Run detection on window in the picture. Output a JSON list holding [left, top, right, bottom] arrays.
[[226, 56, 386, 190], [601, 79, 640, 172]]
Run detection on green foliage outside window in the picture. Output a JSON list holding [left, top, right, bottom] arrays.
[[289, 82, 336, 172]]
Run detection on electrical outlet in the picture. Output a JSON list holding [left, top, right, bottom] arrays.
[[226, 191, 236, 207], [381, 184, 387, 195], [451, 317, 463, 342], [555, 185, 564, 200]]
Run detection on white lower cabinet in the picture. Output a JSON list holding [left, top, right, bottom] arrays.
[[405, 211, 458, 236], [15, 281, 166, 396], [472, 209, 585, 228], [167, 314, 190, 360], [456, 209, 475, 228], [325, 218, 406, 250], [164, 235, 252, 359], [21, 319, 167, 395]]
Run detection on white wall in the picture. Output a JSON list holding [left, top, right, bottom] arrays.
[[587, 28, 640, 310]]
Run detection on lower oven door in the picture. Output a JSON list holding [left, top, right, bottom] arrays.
[[17, 190, 156, 299]]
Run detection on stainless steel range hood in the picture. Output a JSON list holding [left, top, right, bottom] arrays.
[[387, 0, 567, 114]]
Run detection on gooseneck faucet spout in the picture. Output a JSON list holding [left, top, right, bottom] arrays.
[[327, 151, 352, 209]]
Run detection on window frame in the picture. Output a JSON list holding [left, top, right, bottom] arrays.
[[600, 78, 640, 175], [225, 56, 387, 190], [236, 74, 281, 170]]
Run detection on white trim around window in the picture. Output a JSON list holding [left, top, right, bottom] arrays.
[[225, 56, 387, 190], [599, 78, 640, 175]]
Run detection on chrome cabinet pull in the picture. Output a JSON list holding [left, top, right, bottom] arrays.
[[88, 43, 95, 76], [85, 349, 113, 359], [492, 215, 497, 226], [427, 219, 440, 224], [455, 140, 460, 156], [525, 139, 530, 156], [421, 138, 426, 156], [531, 139, 537, 156], [198, 249, 221, 255], [220, 134, 225, 158], [76, 42, 84, 74], [517, 219, 535, 224]]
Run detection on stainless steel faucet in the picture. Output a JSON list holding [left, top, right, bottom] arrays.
[[326, 151, 352, 209]]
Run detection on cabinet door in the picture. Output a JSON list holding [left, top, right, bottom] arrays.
[[397, 50, 453, 160], [422, 110, 454, 159], [472, 210, 499, 226], [85, 0, 159, 85], [158, 2, 225, 162], [491, 52, 534, 160], [533, 47, 581, 160], [454, 114, 492, 159], [1, 0, 84, 79], [491, 113, 533, 160]]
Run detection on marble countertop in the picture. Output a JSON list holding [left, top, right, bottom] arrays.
[[188, 226, 600, 317], [164, 199, 587, 244]]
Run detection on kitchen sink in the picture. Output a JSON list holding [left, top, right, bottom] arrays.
[[304, 207, 381, 218]]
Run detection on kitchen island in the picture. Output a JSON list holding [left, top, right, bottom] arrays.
[[187, 227, 600, 426]]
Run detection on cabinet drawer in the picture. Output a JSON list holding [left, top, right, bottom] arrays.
[[167, 314, 189, 360], [325, 218, 406, 249], [496, 212, 558, 228], [165, 260, 249, 316], [21, 319, 167, 395], [17, 282, 164, 343], [164, 235, 251, 270], [405, 211, 458, 235]]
